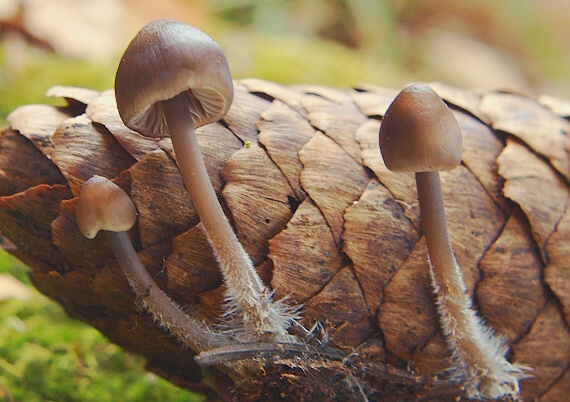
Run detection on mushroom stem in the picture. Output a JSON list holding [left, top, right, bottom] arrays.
[[415, 171, 526, 399], [162, 93, 289, 336], [416, 171, 462, 292], [105, 230, 227, 352]]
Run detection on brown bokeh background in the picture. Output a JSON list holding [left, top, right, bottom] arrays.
[[1, 0, 570, 100]]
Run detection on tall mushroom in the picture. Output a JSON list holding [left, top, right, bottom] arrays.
[[379, 84, 527, 399], [76, 175, 227, 352], [114, 19, 294, 339]]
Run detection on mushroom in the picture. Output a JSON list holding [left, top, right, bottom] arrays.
[[76, 175, 226, 352], [379, 84, 527, 399], [114, 19, 294, 339]]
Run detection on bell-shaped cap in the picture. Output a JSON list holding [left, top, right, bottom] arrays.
[[379, 84, 463, 173], [115, 19, 234, 137], [76, 176, 137, 239]]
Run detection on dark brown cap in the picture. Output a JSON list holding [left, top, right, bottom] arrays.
[[379, 84, 463, 173], [76, 175, 137, 239], [115, 19, 233, 137]]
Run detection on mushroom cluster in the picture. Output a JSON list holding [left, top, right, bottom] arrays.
[[380, 84, 528, 399], [72, 20, 532, 400]]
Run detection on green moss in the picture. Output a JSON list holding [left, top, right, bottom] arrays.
[[0, 250, 29, 285], [0, 294, 204, 402], [0, 249, 203, 400]]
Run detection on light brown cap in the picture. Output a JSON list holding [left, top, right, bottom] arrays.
[[76, 175, 137, 239], [115, 19, 233, 137], [379, 84, 463, 173]]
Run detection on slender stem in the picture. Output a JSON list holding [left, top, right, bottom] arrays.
[[162, 93, 290, 336], [105, 231, 227, 352], [416, 171, 473, 354], [415, 171, 463, 295], [415, 171, 525, 399]]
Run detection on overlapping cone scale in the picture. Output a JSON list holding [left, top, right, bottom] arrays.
[[0, 80, 568, 401]]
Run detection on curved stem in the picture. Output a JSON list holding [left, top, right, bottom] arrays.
[[415, 171, 525, 399], [162, 93, 291, 336], [105, 231, 228, 352]]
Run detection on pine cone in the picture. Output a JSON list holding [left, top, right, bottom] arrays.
[[0, 81, 568, 401]]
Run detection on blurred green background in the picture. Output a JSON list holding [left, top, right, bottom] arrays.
[[1, 0, 569, 400]]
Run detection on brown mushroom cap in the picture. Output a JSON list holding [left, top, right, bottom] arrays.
[[379, 84, 463, 173], [76, 175, 137, 239], [115, 19, 234, 137]]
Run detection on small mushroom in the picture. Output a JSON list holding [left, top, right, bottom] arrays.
[[114, 19, 294, 339], [380, 84, 527, 399], [76, 175, 225, 352]]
